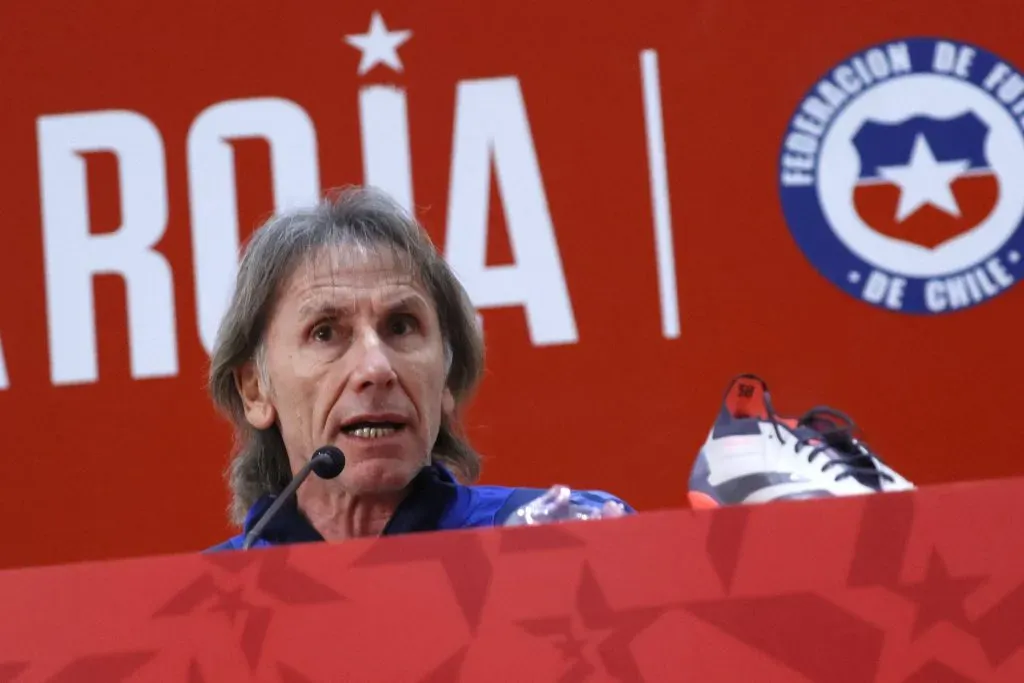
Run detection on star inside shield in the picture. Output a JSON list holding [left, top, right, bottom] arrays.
[[516, 562, 668, 683], [851, 112, 1000, 249]]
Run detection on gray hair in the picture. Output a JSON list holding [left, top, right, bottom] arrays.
[[208, 186, 485, 525]]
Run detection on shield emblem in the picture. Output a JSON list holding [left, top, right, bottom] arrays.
[[850, 112, 999, 249]]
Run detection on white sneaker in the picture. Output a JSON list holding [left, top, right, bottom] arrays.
[[688, 374, 914, 508]]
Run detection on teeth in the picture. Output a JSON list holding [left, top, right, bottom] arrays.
[[350, 426, 397, 439]]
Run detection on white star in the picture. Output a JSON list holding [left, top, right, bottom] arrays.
[[876, 134, 970, 223], [1009, 251, 1021, 264], [848, 271, 861, 283], [344, 11, 412, 75]]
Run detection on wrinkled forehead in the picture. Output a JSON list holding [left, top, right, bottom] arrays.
[[280, 240, 432, 307]]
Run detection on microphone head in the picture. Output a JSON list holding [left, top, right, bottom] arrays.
[[310, 446, 346, 479]]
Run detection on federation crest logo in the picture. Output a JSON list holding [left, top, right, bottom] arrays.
[[778, 38, 1024, 314]]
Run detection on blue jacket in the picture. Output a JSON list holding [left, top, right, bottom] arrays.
[[209, 464, 633, 551]]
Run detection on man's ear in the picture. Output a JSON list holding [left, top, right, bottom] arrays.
[[235, 360, 276, 429], [442, 387, 455, 415]]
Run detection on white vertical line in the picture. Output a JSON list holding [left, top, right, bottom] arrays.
[[359, 84, 415, 214], [640, 49, 680, 339], [0, 335, 7, 390]]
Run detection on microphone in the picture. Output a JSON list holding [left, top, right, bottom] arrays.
[[241, 445, 346, 550]]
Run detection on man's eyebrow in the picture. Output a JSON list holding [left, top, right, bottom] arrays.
[[296, 301, 353, 320], [387, 294, 430, 313], [295, 294, 428, 319]]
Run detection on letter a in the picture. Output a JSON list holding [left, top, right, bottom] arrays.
[[445, 77, 577, 345]]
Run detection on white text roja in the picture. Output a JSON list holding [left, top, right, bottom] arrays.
[[0, 64, 677, 390]]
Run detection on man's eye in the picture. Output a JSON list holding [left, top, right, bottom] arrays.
[[311, 324, 333, 342], [389, 314, 419, 336]]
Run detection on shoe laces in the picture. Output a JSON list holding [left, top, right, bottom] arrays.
[[761, 393, 894, 486]]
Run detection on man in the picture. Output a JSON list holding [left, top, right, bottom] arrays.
[[208, 187, 632, 550]]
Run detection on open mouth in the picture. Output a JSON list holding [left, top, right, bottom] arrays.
[[340, 421, 406, 439]]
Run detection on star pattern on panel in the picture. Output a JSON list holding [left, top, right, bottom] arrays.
[[0, 662, 28, 682], [498, 523, 588, 554], [153, 549, 345, 671], [5, 479, 1024, 680], [208, 586, 249, 622], [702, 505, 751, 594], [353, 532, 493, 633], [903, 660, 979, 683], [682, 592, 886, 683], [416, 646, 471, 683], [354, 524, 591, 683], [847, 492, 916, 587], [42, 652, 157, 683], [517, 562, 668, 683], [966, 579, 1024, 666], [844, 495, 1024, 670], [276, 661, 319, 683], [893, 548, 987, 640], [344, 11, 412, 75]]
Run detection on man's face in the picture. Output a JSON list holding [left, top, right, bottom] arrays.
[[238, 243, 453, 494]]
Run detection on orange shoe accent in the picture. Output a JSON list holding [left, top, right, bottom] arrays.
[[724, 375, 769, 419], [688, 491, 720, 509]]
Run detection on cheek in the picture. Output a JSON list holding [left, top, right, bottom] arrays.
[[411, 363, 449, 429], [269, 371, 319, 437]]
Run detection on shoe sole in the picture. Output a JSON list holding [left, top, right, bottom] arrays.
[[688, 491, 721, 509]]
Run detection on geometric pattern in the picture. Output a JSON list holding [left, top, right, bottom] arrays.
[[1, 477, 1023, 681]]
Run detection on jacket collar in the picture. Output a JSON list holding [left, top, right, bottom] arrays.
[[242, 463, 459, 545]]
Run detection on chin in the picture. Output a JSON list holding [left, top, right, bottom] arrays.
[[340, 457, 421, 495]]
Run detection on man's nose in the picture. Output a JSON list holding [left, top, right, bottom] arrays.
[[349, 333, 397, 391]]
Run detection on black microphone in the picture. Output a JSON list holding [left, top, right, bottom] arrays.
[[241, 445, 346, 550]]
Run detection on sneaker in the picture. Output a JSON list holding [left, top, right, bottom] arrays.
[[797, 405, 915, 494], [688, 374, 914, 508]]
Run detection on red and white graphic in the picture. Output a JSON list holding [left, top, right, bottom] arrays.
[[0, 1, 1020, 570]]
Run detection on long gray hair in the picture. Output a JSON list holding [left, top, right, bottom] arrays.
[[208, 186, 485, 525]]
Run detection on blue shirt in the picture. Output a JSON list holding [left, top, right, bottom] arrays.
[[209, 464, 633, 551]]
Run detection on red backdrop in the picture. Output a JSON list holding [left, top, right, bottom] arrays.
[[1, 0, 1021, 570]]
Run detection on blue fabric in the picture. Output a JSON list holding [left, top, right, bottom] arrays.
[[208, 464, 633, 551]]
